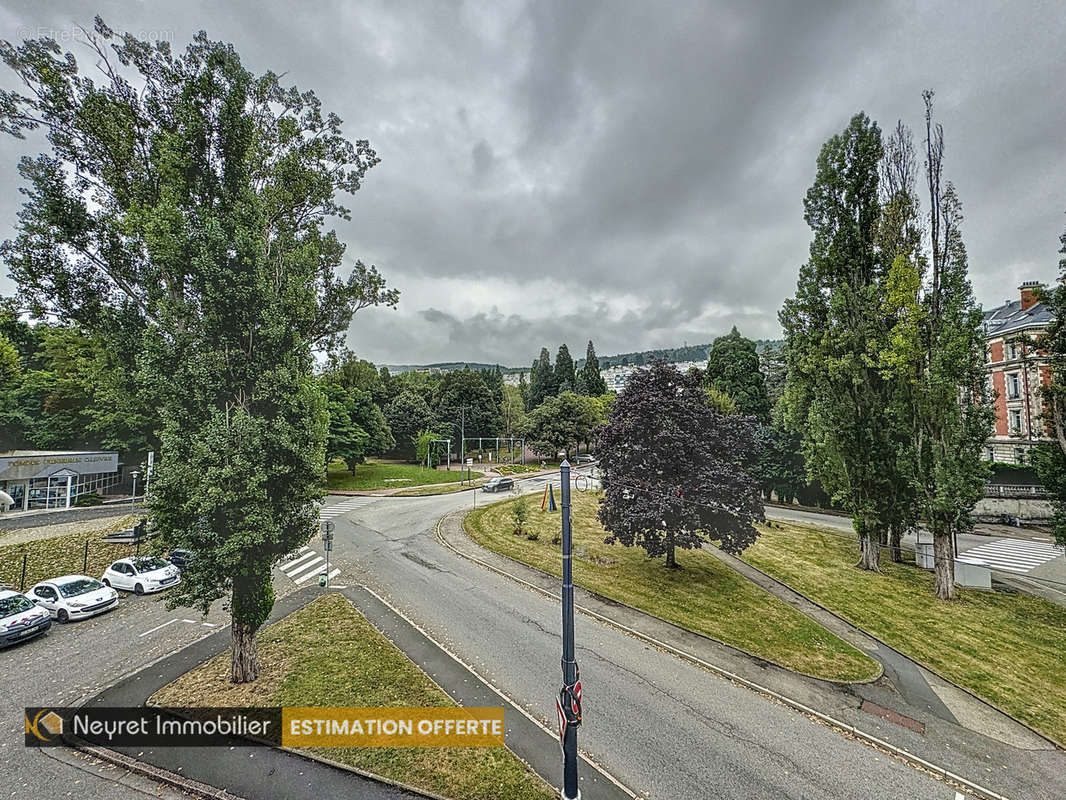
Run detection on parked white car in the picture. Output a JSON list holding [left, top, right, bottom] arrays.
[[101, 556, 181, 595], [29, 575, 119, 622], [0, 589, 52, 647]]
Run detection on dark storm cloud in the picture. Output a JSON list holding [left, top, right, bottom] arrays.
[[0, 0, 1063, 366]]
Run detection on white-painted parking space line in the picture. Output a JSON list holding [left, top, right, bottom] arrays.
[[285, 556, 323, 580], [280, 550, 319, 573], [138, 618, 180, 638], [957, 538, 1063, 574]]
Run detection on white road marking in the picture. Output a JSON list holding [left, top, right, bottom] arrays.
[[285, 556, 323, 580], [280, 551, 319, 573], [138, 618, 180, 637], [293, 565, 335, 585], [201, 622, 218, 627], [957, 538, 1063, 574]]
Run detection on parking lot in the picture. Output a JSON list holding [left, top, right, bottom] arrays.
[[1, 570, 231, 799]]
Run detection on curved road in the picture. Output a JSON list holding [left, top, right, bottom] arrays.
[[321, 478, 975, 800]]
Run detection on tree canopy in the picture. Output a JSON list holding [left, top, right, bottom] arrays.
[[597, 361, 763, 567], [0, 21, 397, 681], [705, 327, 771, 422]]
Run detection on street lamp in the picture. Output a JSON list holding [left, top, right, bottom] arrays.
[[557, 459, 582, 799], [130, 470, 140, 507]]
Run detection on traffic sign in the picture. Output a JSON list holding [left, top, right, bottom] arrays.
[[321, 520, 335, 536]]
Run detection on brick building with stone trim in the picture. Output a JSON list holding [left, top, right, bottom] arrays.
[[982, 281, 1053, 464]]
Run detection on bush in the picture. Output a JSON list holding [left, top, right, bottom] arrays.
[[511, 501, 528, 535], [74, 492, 104, 507]]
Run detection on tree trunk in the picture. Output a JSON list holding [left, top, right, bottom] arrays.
[[854, 515, 880, 571], [889, 525, 903, 563], [665, 530, 677, 569], [231, 619, 260, 683], [933, 531, 956, 601]]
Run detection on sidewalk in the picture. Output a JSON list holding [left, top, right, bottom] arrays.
[[437, 511, 1066, 800]]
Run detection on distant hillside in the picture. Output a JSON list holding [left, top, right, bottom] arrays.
[[387, 338, 784, 375]]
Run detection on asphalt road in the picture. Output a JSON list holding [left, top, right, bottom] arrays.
[[322, 477, 969, 800]]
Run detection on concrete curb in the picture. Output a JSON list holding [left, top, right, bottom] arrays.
[[438, 511, 1015, 800], [70, 742, 246, 799], [734, 551, 1066, 752]]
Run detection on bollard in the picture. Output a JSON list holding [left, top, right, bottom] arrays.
[[20, 553, 27, 591], [83, 540, 89, 572]]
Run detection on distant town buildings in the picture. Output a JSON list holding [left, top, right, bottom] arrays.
[[502, 360, 707, 391], [983, 281, 1053, 464]]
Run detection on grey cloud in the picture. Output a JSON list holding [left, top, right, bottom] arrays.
[[0, 0, 1062, 367]]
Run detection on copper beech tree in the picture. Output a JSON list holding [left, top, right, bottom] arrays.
[[596, 361, 764, 568]]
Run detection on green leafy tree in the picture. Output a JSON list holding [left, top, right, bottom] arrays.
[[517, 371, 530, 409], [499, 384, 527, 438], [555, 344, 577, 393], [384, 389, 437, 460], [325, 349, 389, 407], [324, 383, 393, 473], [780, 112, 895, 571], [436, 368, 499, 443], [759, 345, 788, 408], [580, 340, 608, 396], [1036, 215, 1066, 548], [524, 391, 601, 460], [0, 22, 397, 681], [705, 385, 739, 416], [752, 425, 805, 503], [597, 361, 763, 567], [880, 97, 994, 597], [528, 348, 555, 409], [705, 327, 771, 422]]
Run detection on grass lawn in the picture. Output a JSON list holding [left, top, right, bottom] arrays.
[[150, 594, 555, 800], [464, 492, 879, 682], [328, 460, 482, 491], [0, 515, 146, 590], [743, 523, 1066, 745]]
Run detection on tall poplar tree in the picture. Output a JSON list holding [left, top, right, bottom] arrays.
[[780, 112, 895, 571], [880, 95, 993, 599], [0, 22, 397, 680], [580, 340, 607, 396], [555, 343, 576, 393], [528, 347, 554, 409]]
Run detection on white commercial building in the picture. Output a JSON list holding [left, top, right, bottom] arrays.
[[0, 450, 120, 511]]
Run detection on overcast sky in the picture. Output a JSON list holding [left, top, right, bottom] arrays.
[[0, 1, 1063, 367]]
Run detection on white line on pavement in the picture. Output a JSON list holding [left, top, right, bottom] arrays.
[[138, 618, 180, 637], [280, 551, 318, 573], [285, 556, 323, 580], [293, 564, 333, 585]]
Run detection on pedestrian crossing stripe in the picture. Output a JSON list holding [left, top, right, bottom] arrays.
[[957, 538, 1064, 574], [318, 497, 373, 519]]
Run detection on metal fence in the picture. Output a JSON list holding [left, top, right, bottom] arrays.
[[0, 535, 155, 593]]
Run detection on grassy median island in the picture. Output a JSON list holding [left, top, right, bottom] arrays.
[[464, 492, 880, 682], [327, 459, 483, 492], [743, 522, 1066, 745], [150, 594, 554, 800]]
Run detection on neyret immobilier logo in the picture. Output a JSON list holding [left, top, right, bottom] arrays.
[[24, 706, 505, 748]]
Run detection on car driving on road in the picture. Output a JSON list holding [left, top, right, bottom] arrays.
[[102, 556, 181, 595], [29, 575, 119, 623], [482, 476, 515, 493], [0, 589, 52, 647]]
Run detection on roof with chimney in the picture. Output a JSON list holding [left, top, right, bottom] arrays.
[[982, 281, 1053, 338]]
